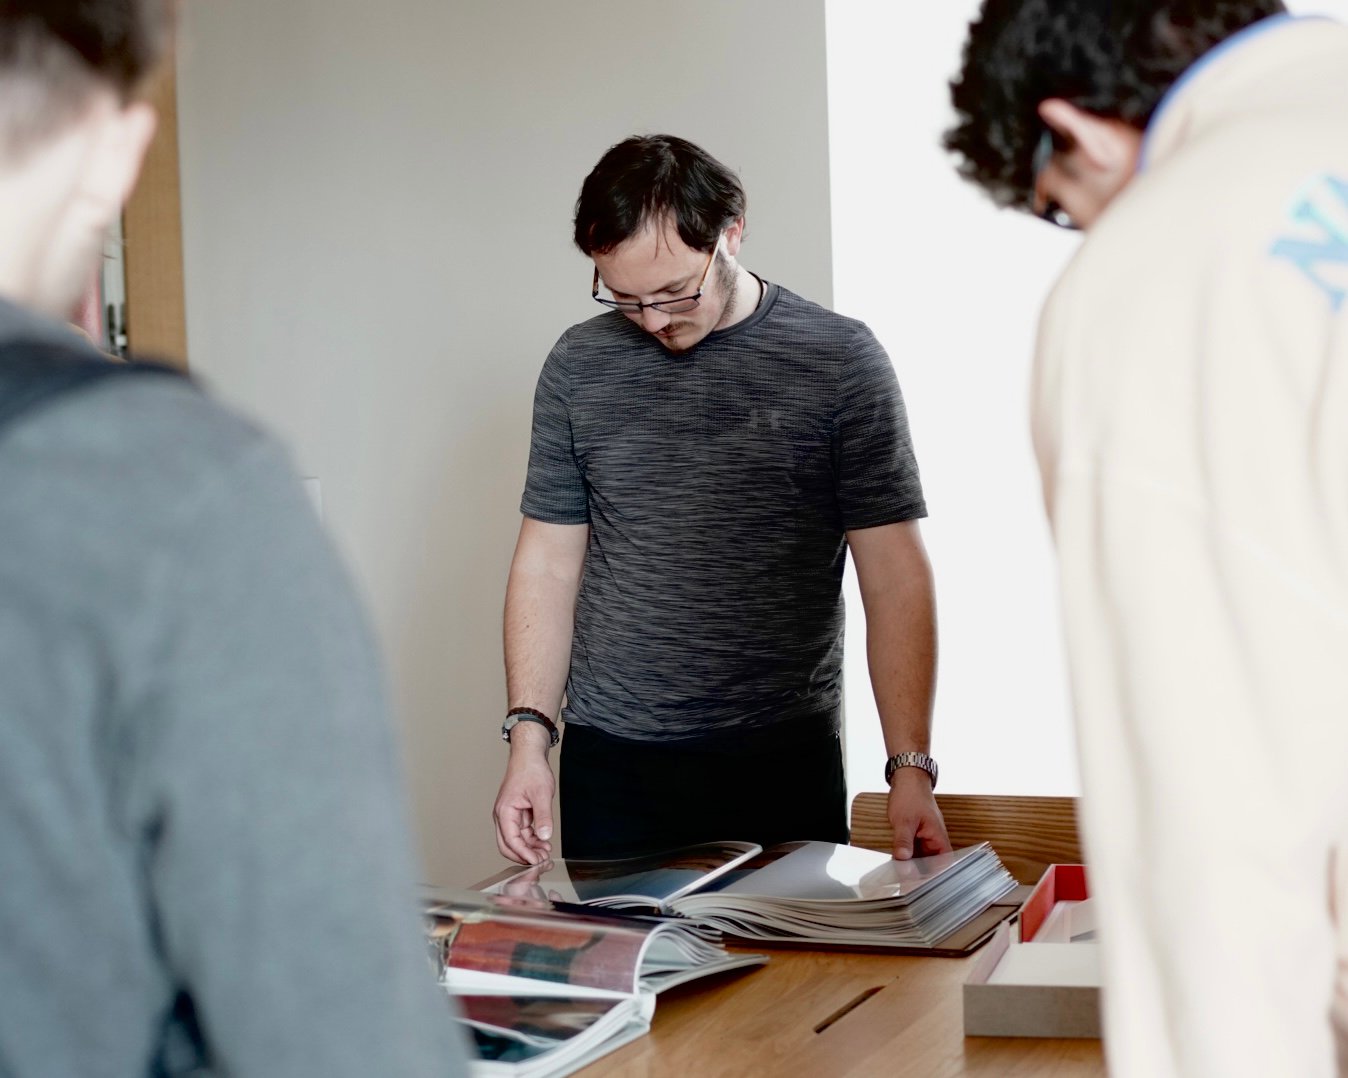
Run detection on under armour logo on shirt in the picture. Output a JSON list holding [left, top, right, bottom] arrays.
[[748, 408, 785, 430]]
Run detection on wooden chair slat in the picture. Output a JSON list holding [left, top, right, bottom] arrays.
[[850, 792, 1082, 884]]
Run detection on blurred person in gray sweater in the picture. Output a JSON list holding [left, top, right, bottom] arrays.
[[0, 3, 468, 1074]]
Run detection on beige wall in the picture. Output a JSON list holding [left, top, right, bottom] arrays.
[[174, 1, 832, 885]]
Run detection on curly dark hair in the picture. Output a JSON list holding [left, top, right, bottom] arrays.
[[574, 134, 746, 256], [944, 0, 1285, 211]]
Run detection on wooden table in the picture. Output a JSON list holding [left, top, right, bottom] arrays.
[[580, 946, 1105, 1077]]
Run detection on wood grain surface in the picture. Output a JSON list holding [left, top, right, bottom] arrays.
[[123, 65, 189, 368], [580, 947, 1105, 1077]]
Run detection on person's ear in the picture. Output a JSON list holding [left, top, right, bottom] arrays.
[[723, 216, 746, 257], [80, 100, 157, 221], [1037, 98, 1137, 175]]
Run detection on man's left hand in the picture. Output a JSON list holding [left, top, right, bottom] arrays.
[[886, 768, 952, 860]]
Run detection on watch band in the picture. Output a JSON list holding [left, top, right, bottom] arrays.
[[501, 707, 560, 747], [884, 751, 938, 789]]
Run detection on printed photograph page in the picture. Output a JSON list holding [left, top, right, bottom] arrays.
[[483, 841, 761, 909], [434, 904, 654, 997], [431, 896, 766, 997]]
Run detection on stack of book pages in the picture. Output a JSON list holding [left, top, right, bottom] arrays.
[[484, 839, 1019, 953], [668, 841, 1018, 948]]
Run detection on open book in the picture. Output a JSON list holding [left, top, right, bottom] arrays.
[[425, 885, 765, 1077], [483, 840, 1019, 954], [671, 841, 1019, 949], [479, 840, 761, 911]]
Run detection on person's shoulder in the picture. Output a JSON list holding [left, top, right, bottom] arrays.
[[14, 365, 295, 508], [558, 309, 639, 352], [542, 310, 650, 387], [90, 367, 278, 465], [0, 365, 315, 615], [763, 284, 880, 353]]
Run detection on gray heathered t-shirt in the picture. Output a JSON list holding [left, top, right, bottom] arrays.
[[0, 301, 468, 1076], [522, 281, 926, 742]]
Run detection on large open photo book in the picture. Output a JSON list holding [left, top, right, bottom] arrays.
[[481, 839, 1019, 954], [672, 841, 1019, 950], [425, 883, 765, 1077]]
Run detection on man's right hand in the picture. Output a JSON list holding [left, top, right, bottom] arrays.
[[492, 722, 557, 865]]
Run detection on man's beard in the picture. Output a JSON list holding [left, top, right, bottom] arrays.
[[659, 252, 738, 353], [709, 250, 739, 330]]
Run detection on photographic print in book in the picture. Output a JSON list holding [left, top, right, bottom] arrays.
[[481, 840, 762, 911]]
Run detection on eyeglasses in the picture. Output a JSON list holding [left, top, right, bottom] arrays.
[[1031, 129, 1079, 231], [592, 239, 719, 314]]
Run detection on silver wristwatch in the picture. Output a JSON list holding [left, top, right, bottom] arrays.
[[884, 751, 938, 789]]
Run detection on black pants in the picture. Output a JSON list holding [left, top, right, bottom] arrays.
[[559, 721, 849, 859]]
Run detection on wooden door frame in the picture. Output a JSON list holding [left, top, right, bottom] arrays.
[[122, 62, 189, 369]]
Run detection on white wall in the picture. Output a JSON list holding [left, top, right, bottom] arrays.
[[174, 0, 832, 886], [826, 1, 1080, 800]]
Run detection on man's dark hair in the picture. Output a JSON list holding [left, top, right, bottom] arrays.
[[0, 0, 171, 158], [574, 134, 747, 256], [944, 0, 1286, 210]]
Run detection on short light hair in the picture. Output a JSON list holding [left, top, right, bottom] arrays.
[[0, 0, 172, 160]]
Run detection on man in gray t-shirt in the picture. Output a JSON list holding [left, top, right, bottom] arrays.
[[492, 135, 952, 864], [0, 4, 468, 1074]]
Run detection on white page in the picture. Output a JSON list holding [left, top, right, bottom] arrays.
[[443, 966, 629, 1001], [703, 842, 986, 902]]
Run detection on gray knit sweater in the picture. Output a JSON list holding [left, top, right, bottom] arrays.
[[0, 300, 467, 1076]]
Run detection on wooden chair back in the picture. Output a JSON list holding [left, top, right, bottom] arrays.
[[849, 792, 1082, 885]]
